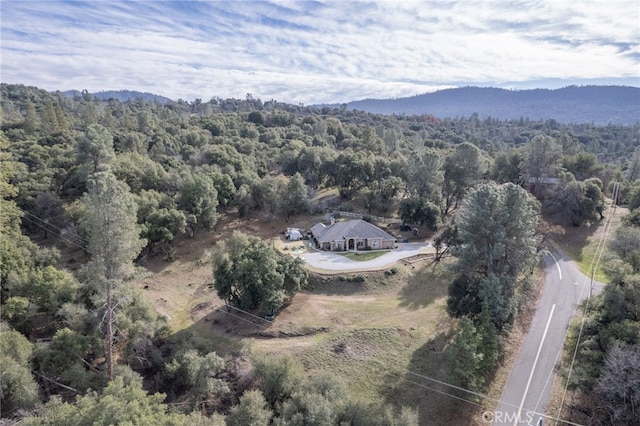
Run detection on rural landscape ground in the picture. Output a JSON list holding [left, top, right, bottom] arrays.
[[118, 197, 626, 425]]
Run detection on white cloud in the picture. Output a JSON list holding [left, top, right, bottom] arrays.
[[1, 0, 638, 103]]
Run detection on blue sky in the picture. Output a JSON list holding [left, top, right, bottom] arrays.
[[1, 0, 639, 103]]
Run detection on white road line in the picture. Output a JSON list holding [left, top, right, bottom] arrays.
[[548, 251, 562, 280], [513, 304, 556, 426]]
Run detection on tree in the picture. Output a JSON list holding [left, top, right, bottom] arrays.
[[82, 169, 145, 380], [227, 390, 272, 426], [76, 124, 116, 172], [178, 172, 218, 236], [23, 99, 38, 134], [253, 355, 306, 410], [142, 208, 186, 260], [446, 318, 485, 391], [31, 192, 65, 239], [449, 182, 541, 330], [521, 135, 562, 195], [405, 150, 443, 202], [610, 226, 640, 273], [0, 326, 39, 417], [563, 152, 600, 181], [325, 151, 372, 199], [399, 197, 440, 231], [363, 176, 404, 212], [442, 142, 487, 215], [212, 232, 308, 314], [165, 350, 229, 409], [22, 376, 214, 426], [592, 343, 640, 425], [280, 173, 308, 221], [491, 150, 523, 184]]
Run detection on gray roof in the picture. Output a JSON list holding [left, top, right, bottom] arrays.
[[310, 219, 396, 243]]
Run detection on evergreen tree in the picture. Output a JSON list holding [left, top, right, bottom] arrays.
[[449, 182, 540, 330], [82, 169, 145, 380], [76, 124, 116, 172]]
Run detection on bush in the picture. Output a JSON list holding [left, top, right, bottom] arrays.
[[347, 275, 365, 283], [384, 268, 398, 276]]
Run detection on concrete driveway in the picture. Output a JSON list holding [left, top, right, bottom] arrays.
[[300, 242, 434, 272]]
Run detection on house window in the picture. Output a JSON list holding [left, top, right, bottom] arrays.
[[372, 240, 379, 249]]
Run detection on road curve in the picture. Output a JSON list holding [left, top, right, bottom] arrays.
[[491, 248, 604, 426]]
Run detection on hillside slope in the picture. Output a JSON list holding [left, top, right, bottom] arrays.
[[347, 86, 640, 125]]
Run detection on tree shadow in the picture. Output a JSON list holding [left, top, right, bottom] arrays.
[[397, 261, 450, 310], [544, 213, 604, 264], [381, 330, 477, 425]]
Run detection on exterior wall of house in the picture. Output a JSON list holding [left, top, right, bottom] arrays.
[[366, 238, 382, 249], [381, 240, 395, 249]]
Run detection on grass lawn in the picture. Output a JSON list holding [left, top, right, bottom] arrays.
[[339, 250, 389, 261], [552, 202, 627, 282]]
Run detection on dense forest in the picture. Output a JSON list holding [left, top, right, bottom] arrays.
[[1, 82, 639, 424]]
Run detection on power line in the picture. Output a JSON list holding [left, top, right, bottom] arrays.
[[379, 360, 583, 425], [554, 181, 620, 425], [19, 211, 90, 254]]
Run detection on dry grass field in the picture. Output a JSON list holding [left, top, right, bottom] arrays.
[[128, 197, 628, 424], [129, 208, 478, 424]]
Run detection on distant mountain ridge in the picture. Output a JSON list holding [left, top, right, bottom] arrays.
[[346, 86, 640, 125], [63, 89, 172, 104]]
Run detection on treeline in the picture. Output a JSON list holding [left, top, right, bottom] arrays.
[[1, 82, 639, 424], [561, 183, 640, 425]]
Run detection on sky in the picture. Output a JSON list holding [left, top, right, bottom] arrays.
[[1, 0, 639, 104]]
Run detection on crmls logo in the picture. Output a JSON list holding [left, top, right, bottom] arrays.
[[482, 410, 543, 425]]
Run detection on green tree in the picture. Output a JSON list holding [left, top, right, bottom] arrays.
[[446, 317, 485, 391], [227, 389, 272, 426], [449, 182, 541, 330], [563, 152, 600, 181], [442, 142, 487, 215], [491, 150, 522, 184], [253, 355, 306, 411], [405, 151, 443, 202], [22, 376, 210, 426], [399, 196, 440, 231], [23, 99, 38, 134], [165, 350, 229, 409], [610, 226, 640, 273], [178, 172, 218, 236], [33, 327, 102, 393], [363, 176, 404, 212], [142, 208, 186, 261], [82, 169, 145, 380], [280, 173, 308, 221], [76, 124, 116, 172], [325, 151, 372, 199], [521, 135, 562, 196], [0, 325, 39, 417], [212, 232, 307, 314]]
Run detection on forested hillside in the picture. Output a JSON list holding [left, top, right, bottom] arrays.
[[1, 82, 639, 424], [347, 86, 640, 125]]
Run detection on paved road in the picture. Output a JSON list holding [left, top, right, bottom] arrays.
[[492, 248, 604, 426], [300, 242, 434, 272]]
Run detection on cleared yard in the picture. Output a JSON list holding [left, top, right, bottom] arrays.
[[339, 250, 389, 261], [134, 223, 473, 425]]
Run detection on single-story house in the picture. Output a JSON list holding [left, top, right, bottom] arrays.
[[310, 219, 397, 251]]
